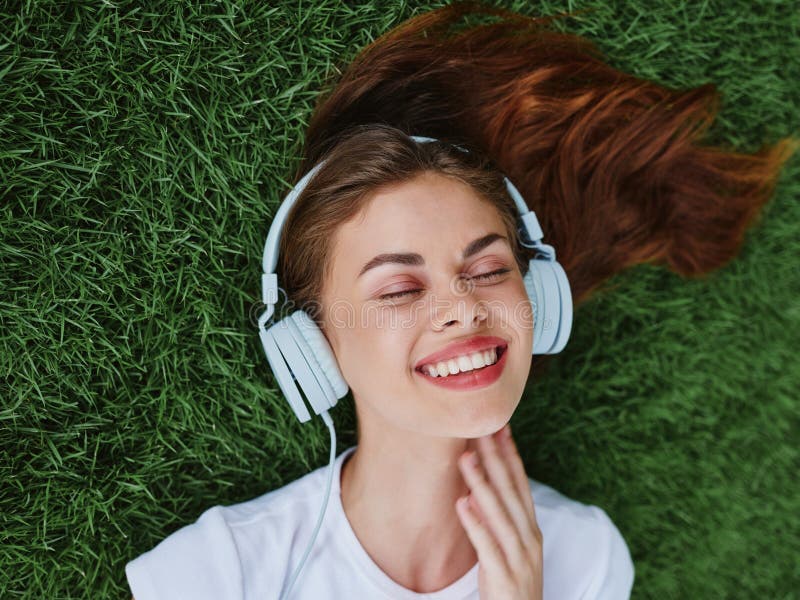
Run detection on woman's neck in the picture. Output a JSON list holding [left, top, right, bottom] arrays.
[[339, 438, 479, 593]]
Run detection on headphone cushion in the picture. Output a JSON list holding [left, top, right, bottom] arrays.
[[291, 310, 349, 399], [523, 265, 543, 355], [522, 268, 538, 329]]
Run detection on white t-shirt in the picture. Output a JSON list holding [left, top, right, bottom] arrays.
[[126, 445, 634, 600]]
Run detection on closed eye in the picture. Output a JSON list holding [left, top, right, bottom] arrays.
[[378, 268, 512, 300]]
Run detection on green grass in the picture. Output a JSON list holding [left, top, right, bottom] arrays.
[[1, 1, 798, 598]]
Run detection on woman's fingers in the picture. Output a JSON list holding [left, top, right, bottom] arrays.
[[456, 424, 544, 600], [496, 424, 542, 539], [476, 426, 540, 553], [458, 438, 528, 570], [455, 490, 510, 580]]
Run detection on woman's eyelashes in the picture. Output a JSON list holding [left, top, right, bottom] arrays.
[[378, 267, 512, 301]]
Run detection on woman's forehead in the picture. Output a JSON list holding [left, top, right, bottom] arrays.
[[336, 174, 505, 253]]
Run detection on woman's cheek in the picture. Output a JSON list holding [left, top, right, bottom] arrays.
[[497, 281, 533, 330]]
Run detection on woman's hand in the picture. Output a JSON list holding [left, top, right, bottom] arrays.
[[455, 423, 544, 600]]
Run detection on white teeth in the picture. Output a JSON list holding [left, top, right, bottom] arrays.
[[422, 346, 501, 378], [483, 349, 493, 363]]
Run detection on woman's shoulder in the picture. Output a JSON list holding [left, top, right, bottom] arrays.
[[125, 505, 245, 600], [125, 470, 325, 600], [528, 477, 636, 599], [220, 464, 328, 526]]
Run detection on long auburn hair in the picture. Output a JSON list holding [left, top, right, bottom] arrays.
[[275, 1, 797, 375]]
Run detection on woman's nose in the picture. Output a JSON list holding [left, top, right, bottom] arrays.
[[430, 274, 489, 330]]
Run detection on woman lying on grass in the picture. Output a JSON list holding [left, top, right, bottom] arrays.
[[125, 2, 796, 599]]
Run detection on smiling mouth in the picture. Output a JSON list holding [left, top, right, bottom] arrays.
[[415, 344, 508, 378]]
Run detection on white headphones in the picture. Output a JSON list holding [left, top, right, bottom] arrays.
[[258, 134, 573, 599]]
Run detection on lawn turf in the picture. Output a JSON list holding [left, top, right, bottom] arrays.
[[1, 1, 798, 598]]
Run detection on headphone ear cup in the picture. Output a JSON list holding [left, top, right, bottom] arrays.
[[284, 312, 338, 411], [525, 259, 560, 354], [291, 310, 349, 400], [259, 319, 312, 423], [546, 260, 573, 354], [538, 260, 561, 354], [269, 316, 330, 422]]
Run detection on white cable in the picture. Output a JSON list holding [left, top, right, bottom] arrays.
[[278, 410, 336, 600]]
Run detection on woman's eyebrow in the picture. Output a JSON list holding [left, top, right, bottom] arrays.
[[357, 232, 507, 279]]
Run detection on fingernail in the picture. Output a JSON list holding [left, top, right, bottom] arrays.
[[467, 451, 478, 467]]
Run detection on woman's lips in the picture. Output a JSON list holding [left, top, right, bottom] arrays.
[[414, 335, 508, 371], [415, 344, 508, 391]]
